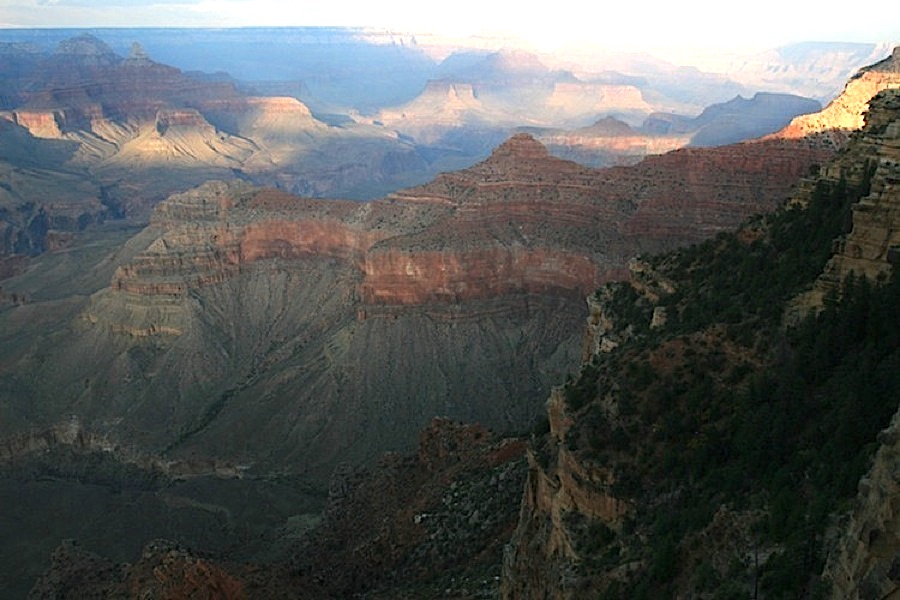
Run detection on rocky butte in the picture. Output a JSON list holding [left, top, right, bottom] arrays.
[[0, 121, 832, 596], [2, 45, 898, 600], [0, 33, 432, 257], [501, 82, 900, 599], [18, 83, 900, 595]]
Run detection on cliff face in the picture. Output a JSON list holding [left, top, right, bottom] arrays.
[[0, 34, 435, 259], [501, 88, 900, 600], [813, 89, 900, 600], [823, 408, 900, 600], [788, 89, 900, 314], [816, 90, 900, 287], [99, 132, 832, 322], [777, 46, 900, 143], [0, 126, 831, 482]]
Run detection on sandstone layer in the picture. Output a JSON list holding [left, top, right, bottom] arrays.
[[102, 132, 833, 317], [788, 89, 900, 314], [0, 33, 435, 260], [776, 46, 900, 142], [0, 129, 832, 484], [500, 87, 900, 600]]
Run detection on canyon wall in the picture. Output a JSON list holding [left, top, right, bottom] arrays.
[[0, 126, 834, 482], [777, 46, 900, 142], [823, 408, 900, 600], [500, 88, 900, 600], [102, 132, 833, 323]]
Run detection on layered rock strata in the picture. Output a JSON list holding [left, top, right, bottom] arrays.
[[0, 33, 436, 259], [818, 91, 900, 285], [0, 121, 835, 510], [103, 132, 832, 326], [777, 46, 900, 142], [791, 89, 900, 311], [806, 89, 900, 600], [500, 80, 900, 600], [823, 409, 900, 599]]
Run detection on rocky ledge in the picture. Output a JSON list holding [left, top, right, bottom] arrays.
[[98, 131, 832, 334], [777, 46, 900, 143]]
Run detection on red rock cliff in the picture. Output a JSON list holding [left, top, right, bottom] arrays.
[[108, 132, 831, 322]]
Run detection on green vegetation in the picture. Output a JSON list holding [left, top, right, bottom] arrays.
[[656, 175, 859, 333], [558, 170, 899, 597]]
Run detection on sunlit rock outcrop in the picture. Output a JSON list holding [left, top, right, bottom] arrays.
[[777, 46, 900, 142]]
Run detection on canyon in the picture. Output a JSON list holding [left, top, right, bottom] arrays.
[[0, 33, 434, 259], [0, 32, 842, 264], [0, 98, 835, 600], [501, 83, 900, 599], [0, 30, 898, 599], [0, 130, 834, 473]]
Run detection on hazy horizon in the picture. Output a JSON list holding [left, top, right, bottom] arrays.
[[2, 0, 898, 56]]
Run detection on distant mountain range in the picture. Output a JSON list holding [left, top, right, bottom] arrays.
[[5, 30, 878, 263], [0, 28, 890, 111], [3, 41, 897, 600]]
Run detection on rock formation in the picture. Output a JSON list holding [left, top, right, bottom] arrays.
[[785, 89, 900, 315], [794, 89, 900, 599], [777, 46, 900, 143], [27, 539, 250, 600], [536, 116, 691, 168], [23, 419, 528, 599], [0, 128, 831, 483], [0, 33, 434, 259], [1, 35, 882, 265], [98, 132, 832, 320], [4, 41, 899, 600], [816, 91, 900, 286], [822, 408, 900, 600], [649, 92, 822, 147], [500, 87, 900, 600], [0, 125, 836, 597], [296, 418, 528, 597]]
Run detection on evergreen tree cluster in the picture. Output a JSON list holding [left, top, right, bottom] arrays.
[[560, 169, 898, 598]]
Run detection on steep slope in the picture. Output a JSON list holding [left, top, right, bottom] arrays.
[[0, 33, 433, 259], [22, 419, 528, 600], [0, 130, 832, 476], [501, 88, 900, 600], [294, 418, 529, 598], [823, 408, 900, 600], [645, 92, 821, 147], [777, 46, 900, 142], [0, 118, 108, 256], [5, 48, 896, 600]]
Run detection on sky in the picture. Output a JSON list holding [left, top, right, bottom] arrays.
[[0, 0, 898, 53]]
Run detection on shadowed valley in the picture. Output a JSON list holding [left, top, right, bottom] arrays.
[[0, 31, 898, 599]]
